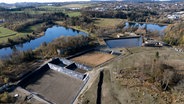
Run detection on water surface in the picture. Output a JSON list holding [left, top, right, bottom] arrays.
[[105, 36, 142, 48], [0, 26, 87, 57], [124, 22, 167, 34]]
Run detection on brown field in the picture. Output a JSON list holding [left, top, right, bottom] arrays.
[[26, 69, 83, 104], [71, 51, 115, 67], [79, 47, 184, 104], [94, 18, 124, 28]]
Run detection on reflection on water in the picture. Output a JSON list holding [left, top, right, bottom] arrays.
[[124, 22, 167, 32], [0, 26, 87, 57], [105, 36, 142, 48]]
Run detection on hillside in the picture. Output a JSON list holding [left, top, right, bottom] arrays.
[[164, 22, 184, 46], [79, 47, 184, 104]]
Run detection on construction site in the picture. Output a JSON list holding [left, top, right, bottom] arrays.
[[7, 49, 121, 104]]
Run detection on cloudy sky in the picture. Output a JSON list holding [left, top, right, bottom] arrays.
[[0, 0, 90, 3]]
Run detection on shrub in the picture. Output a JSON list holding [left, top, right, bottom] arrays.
[[144, 62, 181, 91], [37, 35, 96, 57], [155, 51, 159, 59], [0, 92, 9, 103], [0, 92, 15, 103], [164, 22, 184, 46]]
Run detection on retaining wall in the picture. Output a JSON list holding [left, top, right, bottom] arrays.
[[17, 58, 90, 88], [72, 74, 89, 104], [17, 64, 50, 88], [59, 58, 92, 71], [48, 63, 84, 80], [97, 49, 121, 56]]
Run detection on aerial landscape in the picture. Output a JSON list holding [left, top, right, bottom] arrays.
[[0, 0, 184, 104]]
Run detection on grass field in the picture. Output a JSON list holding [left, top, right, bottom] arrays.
[[0, 33, 28, 44], [0, 22, 45, 45], [71, 51, 115, 67], [39, 6, 81, 17], [39, 6, 65, 11], [0, 27, 17, 38], [40, 4, 91, 9], [39, 5, 82, 17], [61, 3, 92, 9], [21, 23, 44, 33], [0, 27, 27, 44], [66, 11, 81, 17], [94, 18, 125, 28]]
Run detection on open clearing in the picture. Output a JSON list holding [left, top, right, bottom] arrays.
[[94, 18, 125, 28], [0, 32, 28, 44], [0, 22, 44, 45], [0, 27, 17, 38], [67, 11, 81, 17], [71, 51, 115, 67], [21, 23, 44, 33], [26, 69, 83, 104], [0, 27, 28, 44]]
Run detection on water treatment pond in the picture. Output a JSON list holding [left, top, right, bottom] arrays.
[[124, 22, 167, 34], [104, 36, 142, 48], [0, 26, 87, 57]]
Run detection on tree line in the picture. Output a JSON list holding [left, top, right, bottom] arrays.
[[81, 10, 158, 22]]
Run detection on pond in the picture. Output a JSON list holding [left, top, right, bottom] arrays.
[[124, 22, 167, 34], [104, 36, 142, 48], [0, 26, 87, 57]]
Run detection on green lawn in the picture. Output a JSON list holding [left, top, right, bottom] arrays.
[[0, 27, 17, 38], [0, 26, 33, 44], [66, 11, 81, 17], [0, 21, 48, 44], [0, 32, 27, 44], [21, 23, 43, 33]]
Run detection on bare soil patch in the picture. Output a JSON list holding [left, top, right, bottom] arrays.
[[71, 51, 115, 67]]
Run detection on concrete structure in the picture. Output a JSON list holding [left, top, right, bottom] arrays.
[[16, 58, 90, 104], [49, 58, 92, 71], [48, 63, 85, 80], [104, 36, 143, 48]]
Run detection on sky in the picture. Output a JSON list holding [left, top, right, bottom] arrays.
[[0, 0, 89, 4], [0, 0, 171, 3]]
